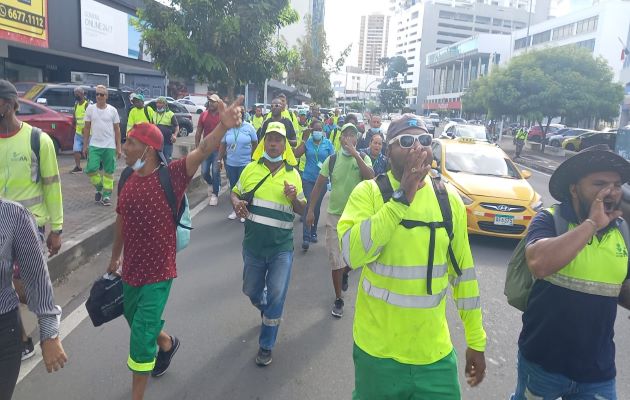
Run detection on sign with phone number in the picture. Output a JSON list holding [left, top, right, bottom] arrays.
[[0, 0, 48, 48]]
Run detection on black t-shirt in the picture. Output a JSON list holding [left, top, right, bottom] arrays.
[[257, 117, 296, 142]]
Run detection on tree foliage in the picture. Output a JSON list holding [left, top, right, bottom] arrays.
[[285, 15, 348, 106], [463, 46, 624, 131], [378, 56, 408, 113], [136, 0, 298, 98]]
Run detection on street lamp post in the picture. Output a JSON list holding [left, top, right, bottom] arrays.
[[456, 60, 465, 118], [364, 79, 382, 112]]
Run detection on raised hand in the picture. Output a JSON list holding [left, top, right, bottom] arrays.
[[284, 180, 297, 201], [218, 96, 244, 129], [400, 143, 431, 204], [589, 186, 623, 231]]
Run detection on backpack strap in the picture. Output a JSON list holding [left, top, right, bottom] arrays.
[[117, 167, 135, 196], [143, 106, 151, 122], [619, 219, 630, 255], [328, 153, 337, 183], [157, 165, 179, 223], [550, 204, 569, 236], [375, 173, 393, 202], [30, 127, 42, 183]]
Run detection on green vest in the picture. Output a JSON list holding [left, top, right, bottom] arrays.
[[153, 110, 175, 126], [74, 100, 89, 134]]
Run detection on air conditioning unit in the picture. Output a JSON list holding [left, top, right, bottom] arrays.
[[71, 71, 109, 86]]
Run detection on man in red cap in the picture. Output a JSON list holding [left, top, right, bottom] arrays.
[[107, 95, 243, 400]]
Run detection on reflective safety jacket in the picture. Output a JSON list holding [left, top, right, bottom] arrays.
[[338, 172, 486, 365], [74, 100, 89, 135], [0, 123, 63, 230], [233, 159, 305, 257], [515, 129, 527, 141], [251, 115, 265, 132], [329, 128, 342, 152], [296, 123, 308, 171], [127, 106, 155, 132]]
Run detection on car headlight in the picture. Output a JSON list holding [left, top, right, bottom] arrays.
[[458, 190, 474, 205], [531, 198, 543, 211]]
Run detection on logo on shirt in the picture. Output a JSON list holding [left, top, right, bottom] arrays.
[[616, 243, 628, 258], [11, 152, 28, 163]]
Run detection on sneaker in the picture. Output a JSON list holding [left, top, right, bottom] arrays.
[[302, 240, 310, 251], [21, 337, 35, 361], [95, 192, 102, 203], [255, 348, 273, 366], [342, 271, 349, 292], [70, 166, 83, 174], [332, 298, 344, 318], [310, 233, 318, 243], [101, 197, 112, 206], [228, 211, 237, 220], [240, 218, 246, 223], [209, 194, 218, 206], [151, 336, 180, 377]]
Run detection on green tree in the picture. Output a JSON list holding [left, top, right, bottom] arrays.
[[136, 0, 298, 99], [378, 56, 408, 113], [286, 15, 349, 106]]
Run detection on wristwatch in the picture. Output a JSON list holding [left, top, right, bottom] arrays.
[[51, 229, 63, 235], [391, 189, 410, 206]]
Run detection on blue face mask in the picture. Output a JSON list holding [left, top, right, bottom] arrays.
[[132, 146, 149, 171], [156, 107, 165, 113], [372, 128, 381, 133], [263, 151, 283, 163], [312, 131, 323, 141]]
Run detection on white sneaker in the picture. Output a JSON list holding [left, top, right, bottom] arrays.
[[209, 194, 218, 206], [228, 211, 237, 220], [240, 218, 246, 223]]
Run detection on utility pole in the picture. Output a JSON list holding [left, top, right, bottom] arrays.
[[525, 0, 534, 52]]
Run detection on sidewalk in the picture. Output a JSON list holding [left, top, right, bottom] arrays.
[[498, 136, 570, 174]]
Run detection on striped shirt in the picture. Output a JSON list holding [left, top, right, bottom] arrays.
[[0, 200, 60, 341]]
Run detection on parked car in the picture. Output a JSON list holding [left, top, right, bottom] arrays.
[[426, 112, 441, 128], [176, 98, 205, 114], [546, 128, 590, 147], [17, 98, 74, 154], [442, 124, 489, 141], [182, 95, 208, 107], [561, 130, 609, 151], [146, 100, 194, 137], [527, 124, 565, 142], [450, 118, 467, 124], [22, 83, 132, 138]]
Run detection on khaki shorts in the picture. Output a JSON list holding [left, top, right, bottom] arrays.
[[326, 213, 345, 271]]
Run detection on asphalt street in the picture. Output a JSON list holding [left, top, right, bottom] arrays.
[[14, 167, 630, 400]]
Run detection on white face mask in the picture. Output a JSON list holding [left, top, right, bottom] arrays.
[[131, 146, 149, 171]]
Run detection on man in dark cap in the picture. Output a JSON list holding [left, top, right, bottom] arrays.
[[337, 114, 486, 398], [511, 144, 630, 399]]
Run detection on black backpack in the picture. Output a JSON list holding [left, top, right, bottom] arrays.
[[30, 127, 43, 183], [118, 165, 191, 231], [373, 172, 463, 294]]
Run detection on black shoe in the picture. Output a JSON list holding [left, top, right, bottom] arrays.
[[332, 298, 344, 318], [151, 336, 180, 377], [255, 348, 272, 366], [70, 166, 83, 174], [95, 192, 102, 203], [342, 271, 349, 292], [101, 197, 112, 206], [310, 233, 318, 243], [302, 240, 310, 251], [21, 337, 35, 361]]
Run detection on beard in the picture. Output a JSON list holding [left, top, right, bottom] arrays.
[[576, 191, 621, 221]]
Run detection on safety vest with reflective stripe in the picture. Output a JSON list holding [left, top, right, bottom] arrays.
[[252, 115, 264, 132], [152, 110, 175, 127], [545, 207, 628, 297], [233, 159, 305, 257], [338, 172, 486, 365], [74, 100, 89, 135], [0, 123, 63, 230]]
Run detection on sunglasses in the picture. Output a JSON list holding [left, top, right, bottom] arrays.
[[271, 104, 283, 108], [388, 133, 432, 148], [96, 93, 107, 97]]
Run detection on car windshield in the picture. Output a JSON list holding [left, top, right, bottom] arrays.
[[445, 147, 521, 178], [455, 125, 487, 140]]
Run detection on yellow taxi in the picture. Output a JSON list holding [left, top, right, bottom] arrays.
[[431, 137, 543, 239]]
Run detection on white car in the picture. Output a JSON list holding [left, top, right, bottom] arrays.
[[176, 99, 205, 114]]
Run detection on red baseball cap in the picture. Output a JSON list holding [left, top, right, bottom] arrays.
[[128, 123, 164, 151]]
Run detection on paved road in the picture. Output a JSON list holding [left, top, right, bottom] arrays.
[[14, 169, 630, 399]]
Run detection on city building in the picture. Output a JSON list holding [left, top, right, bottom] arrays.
[[390, 1, 424, 107], [1, 0, 165, 95], [280, 0, 326, 49], [331, 66, 382, 111], [424, 33, 511, 114], [358, 14, 392, 76]]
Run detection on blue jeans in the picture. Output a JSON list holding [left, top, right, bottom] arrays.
[[226, 164, 247, 189], [302, 179, 326, 242], [242, 249, 294, 351], [201, 151, 220, 195], [163, 143, 173, 163], [511, 352, 617, 400]]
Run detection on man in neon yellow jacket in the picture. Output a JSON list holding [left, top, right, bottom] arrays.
[[338, 114, 487, 399]]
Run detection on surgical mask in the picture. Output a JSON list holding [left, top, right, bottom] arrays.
[[372, 128, 381, 133], [341, 149, 352, 156], [312, 131, 323, 141], [75, 95, 82, 101], [263, 151, 283, 163], [157, 107, 165, 113], [132, 146, 149, 171]]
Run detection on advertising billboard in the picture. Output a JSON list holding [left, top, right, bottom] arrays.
[[0, 0, 49, 48], [80, 0, 150, 61]]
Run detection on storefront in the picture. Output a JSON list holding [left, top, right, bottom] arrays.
[[0, 0, 164, 93]]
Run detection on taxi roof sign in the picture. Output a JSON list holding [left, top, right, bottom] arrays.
[[457, 137, 477, 144]]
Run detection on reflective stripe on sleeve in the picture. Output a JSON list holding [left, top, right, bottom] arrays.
[[456, 296, 481, 310], [361, 277, 447, 309], [545, 273, 621, 297], [450, 267, 477, 286], [18, 195, 43, 208], [247, 213, 294, 230], [368, 262, 448, 280], [341, 230, 351, 266], [360, 219, 373, 253], [41, 175, 60, 185]]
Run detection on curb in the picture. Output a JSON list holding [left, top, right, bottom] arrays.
[[47, 172, 210, 283], [513, 157, 556, 175]]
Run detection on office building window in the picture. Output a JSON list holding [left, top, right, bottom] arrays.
[[553, 23, 574, 40], [514, 36, 530, 50], [412, 11, 419, 19], [439, 10, 457, 19], [454, 13, 474, 22], [493, 18, 503, 26], [438, 22, 473, 31], [574, 38, 596, 52], [514, 22, 526, 29], [575, 16, 598, 35], [475, 28, 490, 33], [532, 30, 551, 45], [476, 16, 491, 25]]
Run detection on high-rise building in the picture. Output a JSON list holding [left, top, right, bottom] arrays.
[[357, 14, 392, 76], [390, 1, 424, 107], [279, 0, 326, 49]]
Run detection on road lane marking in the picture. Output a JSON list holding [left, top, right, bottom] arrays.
[[17, 200, 211, 384], [514, 163, 551, 177]]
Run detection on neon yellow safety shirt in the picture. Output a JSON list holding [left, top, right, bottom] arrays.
[[252, 115, 265, 132], [338, 172, 486, 365], [74, 100, 89, 135], [329, 128, 342, 152], [127, 106, 155, 132], [296, 123, 308, 171], [233, 159, 305, 257], [0, 123, 63, 230]]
